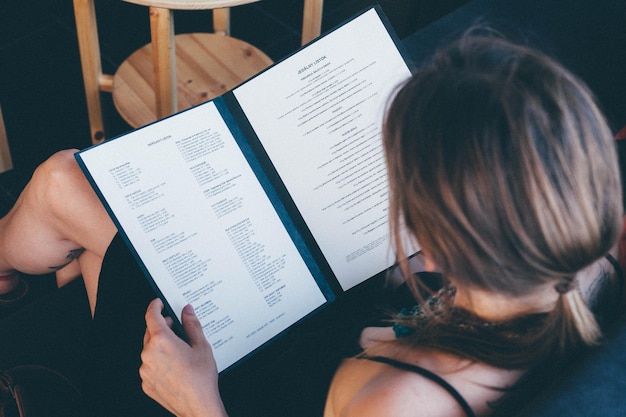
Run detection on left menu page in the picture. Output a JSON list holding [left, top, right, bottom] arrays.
[[77, 101, 328, 372]]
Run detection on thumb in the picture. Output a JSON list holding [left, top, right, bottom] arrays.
[[181, 304, 208, 347]]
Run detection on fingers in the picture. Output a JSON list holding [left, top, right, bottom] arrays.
[[181, 304, 209, 348], [140, 300, 226, 417], [144, 299, 206, 348], [143, 298, 166, 348], [145, 298, 165, 328]]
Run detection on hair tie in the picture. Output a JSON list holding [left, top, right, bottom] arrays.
[[555, 278, 575, 294]]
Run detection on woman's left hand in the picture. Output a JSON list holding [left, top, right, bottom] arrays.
[[140, 298, 228, 417]]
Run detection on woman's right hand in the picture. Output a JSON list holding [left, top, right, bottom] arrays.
[[140, 298, 229, 417]]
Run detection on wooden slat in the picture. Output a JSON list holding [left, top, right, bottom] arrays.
[[150, 7, 177, 119], [73, 0, 107, 143], [99, 74, 114, 93], [302, 0, 323, 45], [212, 7, 230, 35]]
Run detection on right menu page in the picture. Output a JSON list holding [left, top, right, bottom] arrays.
[[234, 8, 413, 291]]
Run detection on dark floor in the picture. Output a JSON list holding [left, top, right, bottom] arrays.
[[0, 0, 470, 217]]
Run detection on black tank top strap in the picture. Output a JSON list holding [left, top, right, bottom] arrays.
[[359, 355, 477, 417]]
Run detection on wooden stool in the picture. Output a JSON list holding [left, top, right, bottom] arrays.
[[73, 0, 324, 143]]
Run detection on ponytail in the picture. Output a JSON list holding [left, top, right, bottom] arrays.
[[561, 290, 602, 346], [560, 289, 601, 347]]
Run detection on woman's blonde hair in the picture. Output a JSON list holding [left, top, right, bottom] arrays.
[[383, 35, 622, 359]]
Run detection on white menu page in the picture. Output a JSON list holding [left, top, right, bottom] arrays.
[[78, 103, 327, 372], [234, 8, 412, 290]]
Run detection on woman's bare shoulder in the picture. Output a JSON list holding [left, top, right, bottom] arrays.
[[325, 330, 524, 417], [327, 356, 474, 417]]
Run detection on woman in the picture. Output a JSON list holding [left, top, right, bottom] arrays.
[[139, 35, 626, 416], [322, 34, 624, 416], [0, 34, 623, 416]]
